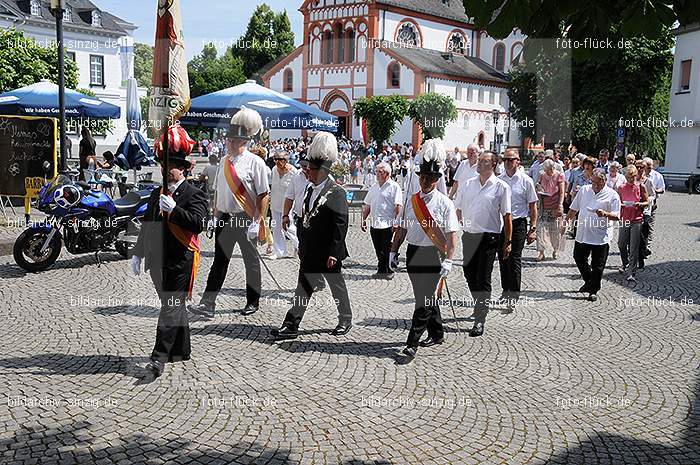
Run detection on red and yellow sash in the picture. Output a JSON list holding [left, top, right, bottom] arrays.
[[412, 193, 449, 297], [161, 187, 201, 300], [223, 157, 266, 241]]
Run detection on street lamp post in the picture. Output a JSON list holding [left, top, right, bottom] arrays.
[[50, 0, 67, 171], [491, 108, 500, 153]]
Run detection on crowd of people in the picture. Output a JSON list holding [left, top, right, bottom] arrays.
[[129, 106, 667, 375]]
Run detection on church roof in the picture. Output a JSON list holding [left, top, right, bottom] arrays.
[[380, 43, 508, 85], [376, 0, 471, 24]]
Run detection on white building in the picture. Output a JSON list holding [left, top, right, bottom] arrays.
[[665, 23, 700, 183], [0, 0, 139, 155], [263, 0, 524, 150]]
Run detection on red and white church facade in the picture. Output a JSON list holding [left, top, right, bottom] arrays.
[[263, 0, 524, 150]]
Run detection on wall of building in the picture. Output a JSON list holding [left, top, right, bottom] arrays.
[[379, 11, 472, 54]]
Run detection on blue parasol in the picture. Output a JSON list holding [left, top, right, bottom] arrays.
[[180, 80, 338, 131]]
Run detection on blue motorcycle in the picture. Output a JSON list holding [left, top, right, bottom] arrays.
[[13, 173, 158, 272]]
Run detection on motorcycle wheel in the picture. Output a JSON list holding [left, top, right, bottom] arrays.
[[13, 229, 62, 272]]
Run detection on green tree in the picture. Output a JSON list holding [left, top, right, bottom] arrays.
[[0, 28, 78, 93], [408, 93, 458, 140], [133, 43, 154, 89], [232, 4, 295, 77], [188, 43, 246, 98], [354, 95, 410, 147]]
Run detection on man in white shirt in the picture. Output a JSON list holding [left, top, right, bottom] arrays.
[[282, 156, 310, 254], [448, 143, 480, 199], [528, 150, 546, 184], [455, 151, 512, 337], [270, 150, 298, 259], [390, 139, 459, 361], [362, 162, 403, 280], [190, 108, 270, 319], [643, 157, 664, 255], [565, 169, 621, 302], [497, 149, 538, 312]]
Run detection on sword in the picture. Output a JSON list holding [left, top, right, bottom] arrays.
[[250, 237, 284, 291], [437, 277, 461, 333]]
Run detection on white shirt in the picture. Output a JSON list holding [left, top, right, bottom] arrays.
[[271, 166, 297, 213], [606, 173, 624, 190], [307, 177, 333, 212], [455, 174, 512, 233], [364, 179, 403, 229], [167, 177, 185, 194], [401, 188, 460, 247], [454, 160, 478, 185], [215, 150, 270, 214], [649, 169, 665, 193], [499, 169, 537, 219], [285, 169, 309, 217], [570, 185, 621, 245]]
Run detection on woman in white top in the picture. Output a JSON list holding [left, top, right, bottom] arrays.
[[269, 150, 298, 258], [606, 162, 624, 190]]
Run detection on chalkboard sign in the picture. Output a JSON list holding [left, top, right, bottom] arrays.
[[0, 115, 57, 197]]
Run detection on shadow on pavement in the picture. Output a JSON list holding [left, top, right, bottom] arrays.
[[0, 353, 147, 381]]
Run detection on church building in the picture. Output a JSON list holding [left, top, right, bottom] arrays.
[[263, 0, 525, 150]]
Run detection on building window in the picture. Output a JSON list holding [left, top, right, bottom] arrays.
[[346, 29, 355, 63], [680, 59, 692, 91], [30, 0, 40, 16], [283, 69, 293, 92], [456, 85, 462, 101], [90, 55, 104, 86], [63, 6, 72, 22], [335, 24, 345, 64], [463, 114, 469, 129], [467, 87, 473, 101], [448, 34, 466, 55], [397, 23, 418, 47], [477, 89, 483, 103], [66, 51, 76, 62], [324, 30, 333, 65], [494, 43, 506, 71], [92, 10, 102, 27], [388, 62, 400, 88]]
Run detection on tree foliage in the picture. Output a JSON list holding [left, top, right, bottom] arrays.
[[0, 28, 78, 93], [188, 43, 246, 98], [354, 95, 410, 147], [232, 4, 296, 78], [408, 92, 458, 140], [133, 42, 154, 89]]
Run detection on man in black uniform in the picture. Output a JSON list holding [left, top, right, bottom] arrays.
[[131, 124, 208, 378], [271, 132, 352, 340]]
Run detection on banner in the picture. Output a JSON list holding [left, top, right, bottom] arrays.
[[0, 115, 57, 197], [149, 0, 190, 126]]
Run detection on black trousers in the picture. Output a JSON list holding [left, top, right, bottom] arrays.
[[638, 213, 652, 267], [498, 217, 528, 301], [405, 244, 444, 348], [573, 241, 609, 294], [283, 260, 352, 329], [149, 257, 192, 363], [462, 231, 500, 323], [370, 227, 393, 274], [202, 213, 261, 308]]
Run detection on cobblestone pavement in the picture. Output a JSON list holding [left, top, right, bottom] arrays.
[[0, 192, 698, 465]]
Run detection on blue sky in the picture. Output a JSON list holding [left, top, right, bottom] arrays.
[[93, 0, 304, 58]]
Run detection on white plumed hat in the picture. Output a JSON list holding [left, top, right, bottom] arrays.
[[228, 106, 263, 139], [417, 138, 446, 174], [307, 131, 338, 169]]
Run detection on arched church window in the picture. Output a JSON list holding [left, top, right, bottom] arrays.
[[448, 34, 466, 54], [397, 23, 418, 47], [494, 43, 506, 71]]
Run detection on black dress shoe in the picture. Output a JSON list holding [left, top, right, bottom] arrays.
[[144, 360, 164, 378], [578, 284, 591, 293], [401, 346, 417, 359], [469, 322, 484, 337], [587, 293, 598, 302], [189, 302, 215, 317], [241, 304, 259, 316], [271, 325, 298, 340], [188, 311, 212, 322], [419, 337, 444, 347], [331, 323, 352, 336], [384, 272, 395, 281], [371, 272, 383, 279]]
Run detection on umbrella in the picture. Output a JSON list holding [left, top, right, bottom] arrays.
[[125, 77, 142, 131], [0, 80, 121, 119], [180, 80, 338, 131], [114, 130, 155, 171]]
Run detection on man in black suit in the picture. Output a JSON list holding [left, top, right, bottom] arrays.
[[271, 132, 352, 340], [131, 125, 208, 378]]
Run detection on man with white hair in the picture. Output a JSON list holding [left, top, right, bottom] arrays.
[[448, 143, 480, 199], [390, 139, 459, 361], [271, 132, 352, 340], [565, 168, 621, 302], [189, 108, 270, 320], [362, 161, 403, 280], [455, 151, 512, 337]]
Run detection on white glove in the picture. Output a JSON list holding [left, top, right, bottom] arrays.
[[159, 194, 176, 213], [440, 259, 452, 277], [247, 220, 260, 241], [389, 252, 397, 270], [207, 217, 217, 232], [130, 255, 142, 276]]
